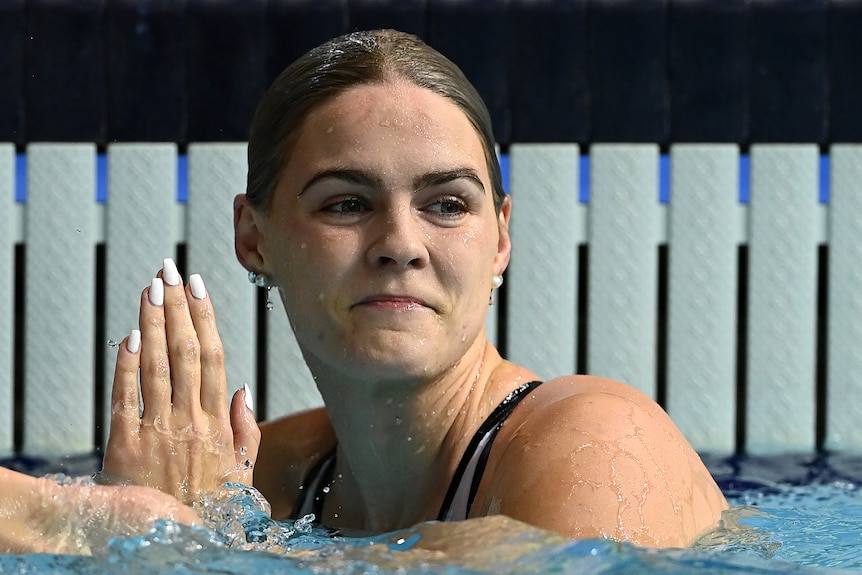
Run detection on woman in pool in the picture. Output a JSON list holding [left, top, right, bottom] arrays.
[[101, 29, 728, 547]]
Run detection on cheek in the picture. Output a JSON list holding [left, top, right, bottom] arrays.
[[441, 225, 496, 276], [279, 240, 358, 305]]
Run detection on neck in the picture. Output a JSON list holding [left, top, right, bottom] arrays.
[[308, 339, 512, 532]]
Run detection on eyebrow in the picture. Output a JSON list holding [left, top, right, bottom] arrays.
[[299, 167, 487, 195], [414, 169, 487, 194], [300, 169, 383, 195]]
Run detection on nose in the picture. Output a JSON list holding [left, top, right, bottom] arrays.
[[365, 205, 430, 270]]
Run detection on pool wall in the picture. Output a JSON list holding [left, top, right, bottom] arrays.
[[1, 0, 861, 459]]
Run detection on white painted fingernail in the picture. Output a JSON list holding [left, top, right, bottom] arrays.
[[243, 383, 255, 412], [189, 274, 207, 300], [162, 257, 181, 286], [127, 329, 141, 354], [149, 278, 164, 306]]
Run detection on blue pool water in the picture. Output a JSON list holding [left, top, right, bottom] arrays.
[[1, 453, 861, 574]]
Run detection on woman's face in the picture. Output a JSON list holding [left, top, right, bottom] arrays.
[[255, 80, 511, 383]]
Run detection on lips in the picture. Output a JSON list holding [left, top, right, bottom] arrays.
[[354, 294, 431, 310]]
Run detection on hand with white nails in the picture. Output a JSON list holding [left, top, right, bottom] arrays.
[[101, 258, 261, 505]]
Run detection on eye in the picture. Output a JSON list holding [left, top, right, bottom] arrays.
[[426, 196, 468, 218], [324, 197, 367, 215]]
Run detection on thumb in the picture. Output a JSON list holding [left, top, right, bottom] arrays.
[[230, 384, 261, 481]]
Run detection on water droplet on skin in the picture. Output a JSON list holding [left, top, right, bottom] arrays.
[[265, 286, 274, 311]]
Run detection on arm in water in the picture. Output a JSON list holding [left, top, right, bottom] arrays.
[[0, 466, 198, 554], [100, 258, 261, 504]]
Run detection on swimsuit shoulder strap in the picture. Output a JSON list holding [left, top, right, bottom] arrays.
[[437, 380, 544, 521], [292, 380, 544, 524], [291, 446, 337, 520]]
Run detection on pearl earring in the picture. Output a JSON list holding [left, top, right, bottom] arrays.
[[248, 271, 267, 287], [492, 275, 504, 289], [248, 271, 275, 311]]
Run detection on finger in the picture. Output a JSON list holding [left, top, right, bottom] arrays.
[[161, 257, 203, 418], [107, 330, 143, 441], [187, 274, 229, 417], [139, 278, 172, 423], [230, 385, 261, 477]]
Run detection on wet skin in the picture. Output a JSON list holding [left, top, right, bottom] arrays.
[[102, 79, 728, 547], [236, 80, 728, 544]]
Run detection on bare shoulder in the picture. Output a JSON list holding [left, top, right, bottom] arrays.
[[473, 375, 728, 547], [255, 407, 336, 520]]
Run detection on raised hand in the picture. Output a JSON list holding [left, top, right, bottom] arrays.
[[101, 258, 260, 504]]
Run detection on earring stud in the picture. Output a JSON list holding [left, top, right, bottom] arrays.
[[248, 271, 276, 311], [492, 275, 504, 289], [248, 271, 267, 287]]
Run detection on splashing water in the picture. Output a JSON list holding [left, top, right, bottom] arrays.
[[4, 455, 862, 574]]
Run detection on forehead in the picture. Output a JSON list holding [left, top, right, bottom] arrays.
[[290, 81, 486, 170]]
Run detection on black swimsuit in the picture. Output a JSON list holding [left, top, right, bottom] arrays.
[[291, 380, 544, 523]]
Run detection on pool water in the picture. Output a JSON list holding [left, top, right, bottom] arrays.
[[1, 453, 861, 574]]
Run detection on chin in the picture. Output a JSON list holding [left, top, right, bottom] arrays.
[[330, 342, 453, 384]]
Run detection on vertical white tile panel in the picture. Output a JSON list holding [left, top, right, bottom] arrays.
[[24, 144, 97, 455], [102, 144, 179, 445], [0, 145, 14, 456], [666, 145, 739, 453], [186, 144, 257, 406], [587, 145, 661, 398], [507, 144, 580, 380], [826, 144, 862, 451], [746, 144, 818, 453]]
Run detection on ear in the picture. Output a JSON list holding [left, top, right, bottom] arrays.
[[493, 194, 512, 277], [234, 194, 266, 273]]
